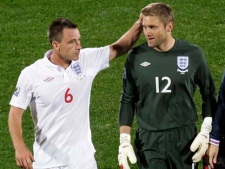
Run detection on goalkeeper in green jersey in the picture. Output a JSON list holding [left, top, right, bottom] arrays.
[[117, 2, 216, 169]]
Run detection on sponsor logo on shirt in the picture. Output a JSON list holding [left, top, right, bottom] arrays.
[[177, 56, 189, 74], [13, 86, 20, 96], [44, 77, 54, 82], [71, 62, 82, 76], [140, 62, 151, 67]]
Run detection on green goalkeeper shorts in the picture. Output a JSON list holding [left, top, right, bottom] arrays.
[[134, 124, 198, 169]]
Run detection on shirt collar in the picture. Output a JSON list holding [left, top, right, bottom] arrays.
[[43, 49, 64, 71]]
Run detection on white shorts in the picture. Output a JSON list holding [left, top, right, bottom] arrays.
[[47, 156, 97, 169], [48, 167, 68, 169]]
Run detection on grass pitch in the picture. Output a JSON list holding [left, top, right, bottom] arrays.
[[0, 0, 224, 168]]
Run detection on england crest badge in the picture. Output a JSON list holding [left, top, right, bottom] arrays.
[[177, 56, 189, 74], [71, 62, 82, 76]]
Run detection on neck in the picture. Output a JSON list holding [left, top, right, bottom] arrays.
[[154, 36, 175, 52], [49, 53, 70, 69]]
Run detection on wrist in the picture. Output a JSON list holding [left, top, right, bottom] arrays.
[[120, 133, 131, 144], [210, 138, 220, 146], [200, 117, 212, 134], [14, 143, 27, 151]]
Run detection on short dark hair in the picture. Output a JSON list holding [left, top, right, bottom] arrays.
[[47, 18, 77, 44], [141, 3, 174, 26]]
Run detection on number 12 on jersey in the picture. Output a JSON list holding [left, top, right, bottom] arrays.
[[155, 77, 171, 93]]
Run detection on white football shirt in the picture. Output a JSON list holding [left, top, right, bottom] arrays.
[[10, 46, 110, 168]]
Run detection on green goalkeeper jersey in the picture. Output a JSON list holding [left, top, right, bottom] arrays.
[[119, 39, 216, 130]]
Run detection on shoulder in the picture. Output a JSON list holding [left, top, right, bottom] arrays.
[[80, 46, 109, 56], [176, 39, 203, 53], [131, 42, 149, 53], [21, 59, 43, 75], [128, 42, 149, 58]]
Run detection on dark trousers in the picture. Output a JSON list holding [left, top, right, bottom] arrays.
[[134, 125, 198, 169]]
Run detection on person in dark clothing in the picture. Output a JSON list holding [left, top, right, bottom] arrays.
[[117, 2, 216, 169]]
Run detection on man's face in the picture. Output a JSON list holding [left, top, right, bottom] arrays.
[[58, 28, 82, 61], [142, 16, 170, 51]]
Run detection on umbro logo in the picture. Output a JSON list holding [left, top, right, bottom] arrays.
[[44, 77, 54, 82], [140, 62, 151, 67]]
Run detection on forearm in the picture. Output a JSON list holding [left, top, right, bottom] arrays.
[[109, 19, 142, 60], [115, 19, 142, 53], [8, 107, 26, 150], [210, 76, 225, 144], [201, 78, 216, 117], [197, 59, 216, 118], [210, 108, 224, 144], [119, 98, 136, 127], [202, 95, 216, 118]]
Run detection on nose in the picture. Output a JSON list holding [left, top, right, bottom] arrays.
[[76, 44, 82, 49], [75, 41, 82, 49], [144, 28, 152, 36]]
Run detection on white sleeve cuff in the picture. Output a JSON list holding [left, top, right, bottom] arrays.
[[210, 138, 220, 146]]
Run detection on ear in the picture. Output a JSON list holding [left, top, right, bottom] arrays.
[[166, 21, 174, 33], [52, 41, 60, 51]]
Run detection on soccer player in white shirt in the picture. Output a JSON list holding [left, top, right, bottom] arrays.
[[8, 17, 142, 169]]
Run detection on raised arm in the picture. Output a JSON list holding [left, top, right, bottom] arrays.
[[109, 17, 142, 61]]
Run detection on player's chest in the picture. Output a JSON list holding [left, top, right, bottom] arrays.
[[32, 68, 93, 102], [132, 55, 196, 85]]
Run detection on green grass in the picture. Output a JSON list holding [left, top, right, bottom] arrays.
[[0, 0, 224, 168]]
